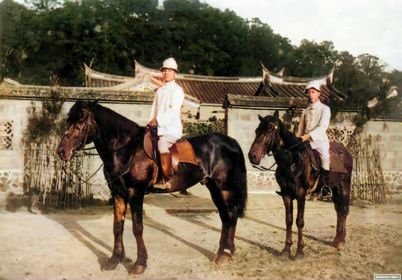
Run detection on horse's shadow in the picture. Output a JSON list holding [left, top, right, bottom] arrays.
[[244, 216, 333, 246], [144, 216, 216, 260], [46, 206, 217, 273], [45, 193, 331, 273], [145, 192, 282, 256], [145, 191, 332, 255], [45, 210, 134, 272], [173, 213, 332, 259], [180, 215, 282, 256]]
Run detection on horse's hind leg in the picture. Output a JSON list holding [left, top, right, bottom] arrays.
[[228, 206, 239, 254], [104, 195, 127, 270], [281, 195, 294, 259], [332, 178, 350, 248], [205, 180, 236, 264]]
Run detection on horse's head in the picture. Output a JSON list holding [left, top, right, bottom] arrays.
[[248, 111, 281, 165], [57, 100, 98, 161]]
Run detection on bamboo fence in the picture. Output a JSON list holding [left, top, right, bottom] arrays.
[[350, 134, 386, 204], [23, 136, 96, 209], [328, 127, 386, 204]]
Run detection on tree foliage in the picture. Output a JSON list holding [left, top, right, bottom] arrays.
[[1, 0, 401, 119]]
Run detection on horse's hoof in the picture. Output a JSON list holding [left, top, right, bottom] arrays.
[[332, 239, 345, 249], [294, 251, 304, 260], [101, 257, 120, 271], [332, 242, 339, 249], [129, 264, 147, 275], [214, 250, 233, 265], [279, 249, 293, 260]]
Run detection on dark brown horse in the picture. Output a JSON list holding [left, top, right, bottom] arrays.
[[57, 100, 247, 274], [248, 111, 352, 259]]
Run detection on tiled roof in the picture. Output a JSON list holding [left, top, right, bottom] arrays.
[[224, 94, 308, 108], [84, 62, 261, 104], [84, 61, 346, 105], [177, 77, 261, 104], [256, 65, 346, 104]]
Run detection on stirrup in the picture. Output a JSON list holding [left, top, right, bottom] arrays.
[[320, 185, 332, 199]]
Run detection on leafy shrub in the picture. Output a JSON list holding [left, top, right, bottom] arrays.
[[183, 117, 225, 137]]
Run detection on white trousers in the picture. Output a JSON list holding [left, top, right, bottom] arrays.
[[158, 135, 179, 153], [314, 145, 330, 171]]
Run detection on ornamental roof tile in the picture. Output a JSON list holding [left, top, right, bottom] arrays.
[[84, 61, 346, 106]]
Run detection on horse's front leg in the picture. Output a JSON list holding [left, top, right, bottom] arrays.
[[281, 195, 294, 259], [128, 189, 147, 275], [295, 191, 306, 259], [103, 195, 127, 270]]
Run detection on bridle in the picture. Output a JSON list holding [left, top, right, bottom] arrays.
[[67, 109, 98, 153], [252, 122, 303, 172], [251, 123, 280, 171], [62, 109, 138, 185]]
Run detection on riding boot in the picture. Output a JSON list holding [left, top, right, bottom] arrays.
[[321, 168, 330, 187], [154, 152, 173, 190]]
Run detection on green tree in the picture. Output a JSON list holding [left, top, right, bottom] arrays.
[[288, 39, 337, 77], [0, 0, 35, 80], [1, 0, 399, 124]]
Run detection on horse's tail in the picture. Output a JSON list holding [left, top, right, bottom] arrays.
[[229, 138, 248, 218]]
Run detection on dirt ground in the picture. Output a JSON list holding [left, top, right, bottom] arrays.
[[0, 185, 401, 280]]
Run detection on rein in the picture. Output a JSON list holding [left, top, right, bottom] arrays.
[[62, 109, 140, 184], [61, 161, 104, 185], [252, 126, 304, 172]]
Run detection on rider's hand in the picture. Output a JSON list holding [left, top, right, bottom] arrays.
[[146, 119, 157, 131], [147, 118, 157, 127], [301, 134, 311, 142]]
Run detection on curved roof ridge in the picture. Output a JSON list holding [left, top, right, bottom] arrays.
[[134, 60, 160, 75], [261, 63, 334, 85], [134, 60, 261, 82], [179, 75, 262, 83], [84, 63, 134, 82]]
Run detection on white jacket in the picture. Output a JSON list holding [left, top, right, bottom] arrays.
[[149, 80, 184, 138], [297, 100, 331, 150]]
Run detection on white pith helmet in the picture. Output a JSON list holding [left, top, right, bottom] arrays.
[[160, 57, 178, 73], [305, 80, 322, 93]]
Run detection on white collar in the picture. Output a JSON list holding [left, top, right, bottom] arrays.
[[310, 100, 322, 109]]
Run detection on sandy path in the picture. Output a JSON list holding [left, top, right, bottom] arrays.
[[0, 186, 401, 280]]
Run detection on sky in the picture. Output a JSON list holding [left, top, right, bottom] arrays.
[[202, 0, 402, 71]]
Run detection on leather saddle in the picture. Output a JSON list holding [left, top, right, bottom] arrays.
[[306, 142, 349, 174], [143, 128, 199, 183]]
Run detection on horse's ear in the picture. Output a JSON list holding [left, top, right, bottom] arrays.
[[258, 114, 264, 122], [88, 100, 99, 110], [273, 110, 279, 119]]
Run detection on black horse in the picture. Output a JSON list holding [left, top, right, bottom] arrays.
[[248, 111, 352, 258], [56, 100, 247, 274]]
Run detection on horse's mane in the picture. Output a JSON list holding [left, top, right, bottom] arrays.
[[276, 118, 302, 149], [68, 100, 145, 137]]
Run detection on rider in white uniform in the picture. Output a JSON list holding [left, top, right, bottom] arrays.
[[148, 57, 184, 189], [297, 80, 331, 186]]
